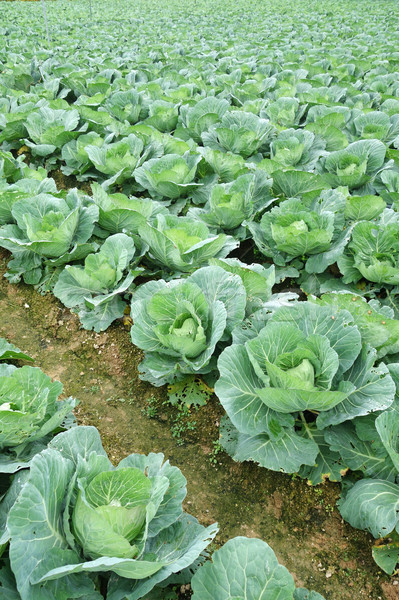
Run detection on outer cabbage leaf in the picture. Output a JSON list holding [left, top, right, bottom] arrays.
[[0, 338, 32, 363], [191, 537, 296, 600], [311, 293, 399, 358], [219, 416, 318, 476], [338, 479, 399, 538]]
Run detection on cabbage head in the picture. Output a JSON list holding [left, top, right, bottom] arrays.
[[318, 139, 388, 190], [249, 190, 351, 274], [134, 152, 201, 199], [338, 209, 399, 286], [130, 266, 248, 385], [0, 361, 75, 474], [138, 214, 237, 274], [188, 171, 273, 234]]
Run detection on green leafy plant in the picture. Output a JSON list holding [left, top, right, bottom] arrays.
[[53, 233, 140, 331], [338, 209, 399, 287], [130, 265, 250, 385], [215, 301, 397, 479], [134, 153, 201, 199], [0, 190, 98, 284], [138, 214, 237, 274], [6, 426, 218, 599]]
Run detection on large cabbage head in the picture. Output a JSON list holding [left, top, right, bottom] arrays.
[[319, 139, 387, 190], [85, 134, 145, 183], [73, 467, 153, 559], [134, 152, 201, 199], [190, 171, 273, 232], [250, 198, 335, 266], [138, 214, 237, 273], [338, 209, 399, 286], [215, 302, 396, 474], [201, 111, 275, 158], [0, 190, 98, 259], [130, 266, 247, 385], [7, 427, 218, 599]]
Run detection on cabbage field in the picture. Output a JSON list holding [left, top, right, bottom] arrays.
[[0, 0, 399, 597]]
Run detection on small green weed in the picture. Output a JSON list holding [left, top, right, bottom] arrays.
[[141, 395, 158, 418], [169, 404, 197, 446], [209, 440, 223, 465]]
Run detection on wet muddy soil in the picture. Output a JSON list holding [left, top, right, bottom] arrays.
[[0, 250, 397, 600]]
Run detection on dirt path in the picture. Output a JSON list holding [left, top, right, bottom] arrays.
[[0, 250, 396, 600]]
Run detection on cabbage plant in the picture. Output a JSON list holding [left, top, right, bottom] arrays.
[[24, 107, 83, 157], [61, 132, 104, 178], [85, 134, 147, 184], [130, 265, 249, 385], [260, 128, 326, 173], [0, 191, 98, 284], [105, 90, 146, 125], [138, 214, 237, 274], [215, 301, 397, 479], [90, 183, 167, 235], [134, 152, 201, 199], [338, 209, 399, 286], [197, 147, 249, 182], [188, 171, 273, 234], [318, 139, 388, 190], [144, 99, 179, 133], [350, 111, 399, 145], [201, 110, 275, 158], [263, 97, 307, 128], [6, 426, 218, 600], [0, 172, 58, 226], [54, 234, 140, 332], [0, 365, 76, 473], [178, 96, 230, 143], [249, 189, 351, 274], [0, 361, 76, 559]]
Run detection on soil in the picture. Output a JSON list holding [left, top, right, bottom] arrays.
[[0, 248, 398, 600]]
